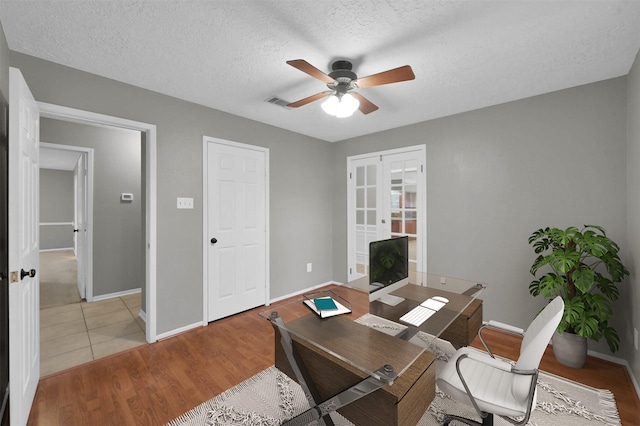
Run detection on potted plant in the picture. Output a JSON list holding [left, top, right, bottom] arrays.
[[528, 225, 628, 368]]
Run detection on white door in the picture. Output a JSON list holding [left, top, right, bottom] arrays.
[[8, 67, 40, 426], [206, 139, 268, 322], [382, 151, 424, 282], [347, 157, 383, 280], [74, 153, 87, 299]]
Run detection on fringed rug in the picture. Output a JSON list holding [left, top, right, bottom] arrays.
[[168, 314, 621, 426]]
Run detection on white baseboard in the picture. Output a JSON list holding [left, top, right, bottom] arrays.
[[39, 247, 74, 252], [586, 349, 640, 397], [268, 281, 339, 304], [156, 322, 202, 341], [138, 309, 146, 323], [91, 287, 141, 302]]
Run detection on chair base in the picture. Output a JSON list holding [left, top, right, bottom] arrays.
[[443, 412, 494, 426]]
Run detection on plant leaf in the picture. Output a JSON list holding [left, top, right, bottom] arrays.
[[572, 268, 594, 294]]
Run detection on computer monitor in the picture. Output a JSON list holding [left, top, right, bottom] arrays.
[[369, 236, 409, 306]]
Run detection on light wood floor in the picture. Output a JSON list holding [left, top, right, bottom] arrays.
[[27, 285, 640, 425]]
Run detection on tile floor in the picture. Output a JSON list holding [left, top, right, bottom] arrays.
[[40, 293, 146, 376]]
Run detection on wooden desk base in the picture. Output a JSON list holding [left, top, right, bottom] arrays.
[[440, 299, 483, 347], [275, 326, 436, 426]]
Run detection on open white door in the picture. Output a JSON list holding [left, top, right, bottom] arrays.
[[8, 67, 40, 425], [74, 153, 87, 299]]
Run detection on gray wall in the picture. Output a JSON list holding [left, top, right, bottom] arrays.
[[332, 77, 629, 358], [9, 52, 335, 334], [39, 169, 74, 250], [40, 119, 143, 298], [626, 49, 640, 387], [0, 20, 7, 100]]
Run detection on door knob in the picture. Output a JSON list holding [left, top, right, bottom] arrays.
[[20, 268, 36, 280], [210, 238, 218, 244], [73, 229, 79, 233]]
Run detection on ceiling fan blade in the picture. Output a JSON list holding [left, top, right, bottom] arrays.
[[286, 59, 335, 83], [352, 93, 379, 114], [287, 91, 332, 108], [356, 65, 415, 88]]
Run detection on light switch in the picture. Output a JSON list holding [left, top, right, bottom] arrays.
[[177, 197, 194, 209]]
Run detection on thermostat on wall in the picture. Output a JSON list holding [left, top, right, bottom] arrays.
[[121, 193, 134, 202]]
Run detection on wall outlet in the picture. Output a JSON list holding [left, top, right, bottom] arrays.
[[177, 197, 194, 209], [440, 277, 446, 285], [635, 328, 638, 351], [307, 263, 312, 272]]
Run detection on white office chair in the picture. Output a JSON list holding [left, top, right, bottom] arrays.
[[436, 296, 564, 426]]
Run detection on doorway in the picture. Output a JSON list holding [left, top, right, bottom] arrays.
[[36, 103, 157, 345], [37, 121, 148, 375], [39, 143, 93, 304]]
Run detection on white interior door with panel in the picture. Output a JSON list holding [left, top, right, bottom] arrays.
[[347, 157, 382, 281], [383, 151, 424, 282], [204, 137, 269, 322], [347, 145, 426, 285], [74, 152, 88, 299], [8, 67, 40, 426]]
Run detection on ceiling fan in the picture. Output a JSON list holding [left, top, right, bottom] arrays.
[[286, 59, 415, 117]]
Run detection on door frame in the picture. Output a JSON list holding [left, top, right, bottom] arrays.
[[201, 136, 270, 325], [346, 144, 427, 283], [40, 142, 94, 300], [38, 102, 158, 343]]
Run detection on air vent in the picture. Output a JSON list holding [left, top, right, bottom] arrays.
[[265, 96, 290, 108]]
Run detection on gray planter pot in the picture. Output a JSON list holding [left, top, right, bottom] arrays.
[[552, 331, 587, 368]]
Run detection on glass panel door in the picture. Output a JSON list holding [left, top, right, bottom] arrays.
[[384, 154, 422, 282], [349, 158, 381, 280], [347, 145, 426, 284]]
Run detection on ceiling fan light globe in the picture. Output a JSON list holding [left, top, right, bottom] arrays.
[[321, 95, 339, 116], [340, 93, 359, 114]]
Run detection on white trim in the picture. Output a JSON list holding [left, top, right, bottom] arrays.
[[586, 349, 640, 397], [91, 287, 141, 302], [138, 309, 146, 322], [37, 101, 157, 343], [347, 144, 427, 161], [268, 281, 339, 305], [39, 247, 74, 253], [39, 222, 74, 226], [156, 322, 202, 341], [202, 137, 270, 325]]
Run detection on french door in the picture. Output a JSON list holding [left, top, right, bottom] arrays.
[[347, 145, 426, 284]]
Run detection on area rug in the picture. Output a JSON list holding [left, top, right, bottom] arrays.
[[168, 314, 621, 426]]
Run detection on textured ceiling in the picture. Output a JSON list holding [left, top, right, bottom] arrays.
[[1, 1, 640, 143]]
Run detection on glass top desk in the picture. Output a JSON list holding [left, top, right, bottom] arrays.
[[367, 272, 486, 345], [259, 273, 485, 426]]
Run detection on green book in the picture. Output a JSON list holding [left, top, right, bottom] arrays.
[[313, 297, 338, 311]]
